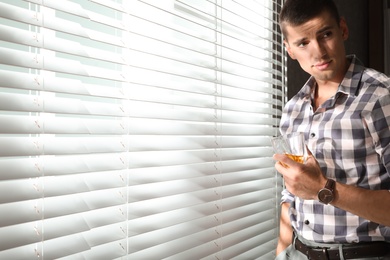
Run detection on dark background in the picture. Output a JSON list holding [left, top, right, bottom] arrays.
[[286, 0, 386, 99]]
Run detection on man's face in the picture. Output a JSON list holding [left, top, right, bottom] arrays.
[[283, 11, 349, 84]]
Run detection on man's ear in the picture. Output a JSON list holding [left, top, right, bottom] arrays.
[[284, 40, 296, 60], [340, 17, 349, 41]]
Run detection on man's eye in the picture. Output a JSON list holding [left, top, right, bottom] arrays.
[[323, 32, 332, 38], [298, 42, 308, 48]]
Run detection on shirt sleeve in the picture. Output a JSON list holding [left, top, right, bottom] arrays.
[[366, 92, 390, 176], [281, 188, 295, 204]]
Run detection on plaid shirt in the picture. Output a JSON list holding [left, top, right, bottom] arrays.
[[280, 55, 390, 243]]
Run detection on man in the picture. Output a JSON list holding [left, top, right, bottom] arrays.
[[274, 0, 390, 259]]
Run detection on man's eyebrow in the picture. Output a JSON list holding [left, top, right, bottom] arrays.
[[316, 25, 334, 35], [291, 25, 335, 46], [292, 37, 307, 46]]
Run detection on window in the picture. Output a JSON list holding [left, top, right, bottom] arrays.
[[0, 0, 286, 259]]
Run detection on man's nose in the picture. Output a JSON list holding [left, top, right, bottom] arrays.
[[311, 40, 327, 59]]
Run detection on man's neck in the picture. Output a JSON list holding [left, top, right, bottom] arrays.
[[313, 81, 340, 110], [312, 57, 351, 110]]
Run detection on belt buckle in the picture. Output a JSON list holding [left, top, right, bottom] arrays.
[[307, 247, 330, 260], [321, 247, 330, 260]]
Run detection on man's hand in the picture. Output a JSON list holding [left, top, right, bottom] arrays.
[[273, 149, 327, 200], [273, 149, 390, 226]]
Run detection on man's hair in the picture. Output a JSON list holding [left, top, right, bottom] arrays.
[[279, 0, 341, 39]]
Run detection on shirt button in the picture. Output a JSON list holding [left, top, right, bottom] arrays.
[[310, 133, 315, 138], [304, 220, 310, 225]]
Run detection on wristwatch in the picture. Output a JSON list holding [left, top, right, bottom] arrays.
[[317, 179, 336, 204]]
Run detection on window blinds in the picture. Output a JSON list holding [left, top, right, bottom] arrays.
[[0, 0, 286, 259]]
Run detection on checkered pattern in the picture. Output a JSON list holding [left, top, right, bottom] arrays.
[[280, 55, 390, 243]]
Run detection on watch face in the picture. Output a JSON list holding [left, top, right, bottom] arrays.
[[318, 189, 334, 204]]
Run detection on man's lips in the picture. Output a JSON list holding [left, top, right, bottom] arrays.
[[313, 60, 332, 70]]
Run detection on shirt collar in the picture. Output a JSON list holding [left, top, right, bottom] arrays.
[[298, 55, 365, 99], [338, 55, 365, 97]]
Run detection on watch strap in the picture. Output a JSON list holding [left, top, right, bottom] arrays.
[[325, 178, 335, 192]]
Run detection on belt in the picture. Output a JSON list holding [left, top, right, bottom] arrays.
[[295, 237, 390, 260]]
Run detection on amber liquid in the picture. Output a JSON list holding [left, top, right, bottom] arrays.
[[285, 154, 304, 163]]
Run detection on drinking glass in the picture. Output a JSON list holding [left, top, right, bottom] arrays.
[[270, 132, 307, 164]]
